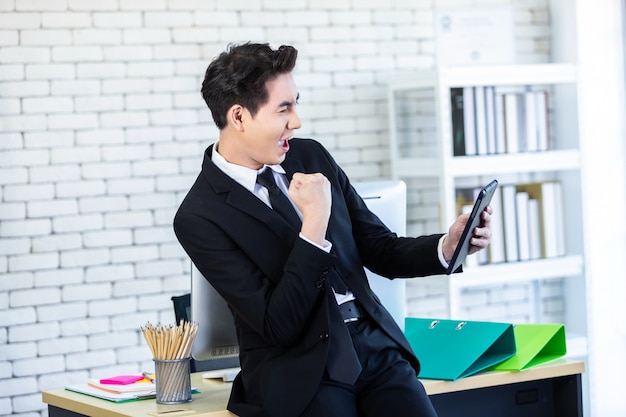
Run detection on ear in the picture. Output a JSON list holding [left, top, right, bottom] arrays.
[[228, 104, 246, 132]]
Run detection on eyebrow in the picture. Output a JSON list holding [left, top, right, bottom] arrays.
[[278, 93, 300, 108]]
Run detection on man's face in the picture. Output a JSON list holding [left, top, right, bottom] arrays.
[[238, 72, 301, 169]]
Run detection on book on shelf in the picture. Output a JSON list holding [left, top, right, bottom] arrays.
[[524, 91, 538, 152], [553, 182, 566, 256], [503, 93, 521, 154], [523, 89, 552, 152], [484, 86, 497, 154], [474, 86, 489, 155], [488, 185, 506, 264], [516, 182, 566, 258], [501, 184, 519, 262], [535, 91, 550, 151], [515, 191, 531, 261], [494, 91, 507, 154], [528, 198, 542, 260], [450, 87, 466, 156], [462, 86, 477, 156]]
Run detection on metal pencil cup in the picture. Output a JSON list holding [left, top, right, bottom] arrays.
[[153, 357, 192, 404]]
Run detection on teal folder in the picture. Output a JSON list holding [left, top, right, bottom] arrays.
[[404, 318, 516, 380], [490, 323, 566, 372]]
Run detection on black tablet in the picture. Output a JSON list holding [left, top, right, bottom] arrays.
[[446, 179, 498, 275]]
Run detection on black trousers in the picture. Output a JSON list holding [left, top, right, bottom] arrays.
[[300, 316, 439, 417]]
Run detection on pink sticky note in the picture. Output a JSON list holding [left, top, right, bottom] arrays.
[[100, 375, 145, 385]]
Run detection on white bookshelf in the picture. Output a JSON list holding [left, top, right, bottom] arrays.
[[391, 149, 580, 179], [387, 63, 587, 356]]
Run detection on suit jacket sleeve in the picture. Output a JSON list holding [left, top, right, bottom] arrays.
[[296, 139, 447, 279]]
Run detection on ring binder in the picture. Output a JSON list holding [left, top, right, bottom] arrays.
[[489, 323, 567, 372], [404, 317, 516, 380]]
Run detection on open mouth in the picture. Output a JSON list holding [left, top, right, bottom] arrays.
[[279, 136, 292, 151]]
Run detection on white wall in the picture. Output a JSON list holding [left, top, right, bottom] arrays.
[[0, 1, 610, 416], [574, 1, 626, 415]]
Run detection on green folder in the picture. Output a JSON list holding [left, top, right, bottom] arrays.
[[404, 318, 516, 381], [489, 324, 566, 372]]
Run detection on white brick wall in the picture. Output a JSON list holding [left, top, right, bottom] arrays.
[[0, 1, 553, 415]]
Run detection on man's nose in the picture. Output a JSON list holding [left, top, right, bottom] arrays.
[[288, 111, 302, 130]]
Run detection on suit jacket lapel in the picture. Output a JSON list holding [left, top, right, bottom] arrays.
[[201, 144, 297, 243]]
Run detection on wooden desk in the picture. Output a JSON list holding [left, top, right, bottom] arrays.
[[42, 359, 584, 417]]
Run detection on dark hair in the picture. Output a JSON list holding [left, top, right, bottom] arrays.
[[201, 42, 298, 129]]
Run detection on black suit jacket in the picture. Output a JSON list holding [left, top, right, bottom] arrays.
[[173, 138, 447, 417]]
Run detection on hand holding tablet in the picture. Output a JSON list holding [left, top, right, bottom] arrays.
[[446, 179, 498, 275]]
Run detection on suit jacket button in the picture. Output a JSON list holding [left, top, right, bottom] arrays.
[[315, 279, 325, 289], [320, 267, 329, 277], [319, 332, 329, 341]]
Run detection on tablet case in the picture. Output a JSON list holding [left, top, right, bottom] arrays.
[[404, 317, 516, 380], [489, 323, 566, 372]]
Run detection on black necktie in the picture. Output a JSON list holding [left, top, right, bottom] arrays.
[[256, 169, 301, 231], [326, 293, 362, 385], [257, 169, 350, 295]]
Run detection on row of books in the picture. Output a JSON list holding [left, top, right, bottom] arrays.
[[458, 181, 566, 267], [451, 86, 551, 156]]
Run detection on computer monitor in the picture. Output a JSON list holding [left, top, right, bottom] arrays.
[[190, 180, 408, 367], [190, 262, 240, 369], [352, 180, 407, 330]]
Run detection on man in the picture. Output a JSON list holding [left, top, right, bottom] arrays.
[[174, 42, 492, 417]]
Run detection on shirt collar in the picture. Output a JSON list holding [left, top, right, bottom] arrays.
[[211, 141, 286, 192]]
